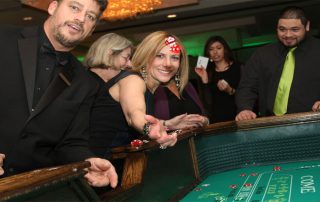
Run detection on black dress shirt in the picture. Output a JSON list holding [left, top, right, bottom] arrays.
[[33, 28, 71, 108]]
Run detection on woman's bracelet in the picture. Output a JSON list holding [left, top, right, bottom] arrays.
[[162, 120, 170, 130], [143, 122, 151, 137]]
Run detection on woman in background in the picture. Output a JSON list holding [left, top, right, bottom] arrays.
[[84, 33, 136, 159], [195, 36, 241, 123]]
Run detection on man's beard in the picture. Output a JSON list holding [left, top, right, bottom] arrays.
[[54, 21, 84, 49], [55, 31, 81, 48], [281, 33, 307, 48]]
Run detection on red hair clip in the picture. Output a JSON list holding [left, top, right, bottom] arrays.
[[165, 36, 181, 54]]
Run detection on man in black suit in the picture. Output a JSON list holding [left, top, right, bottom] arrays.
[[235, 6, 320, 121], [0, 0, 118, 188]]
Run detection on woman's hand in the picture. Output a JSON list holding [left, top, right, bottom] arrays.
[[195, 67, 209, 84], [145, 115, 178, 148], [217, 79, 234, 95], [165, 114, 209, 130]]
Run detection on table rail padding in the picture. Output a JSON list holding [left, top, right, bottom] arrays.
[[0, 161, 100, 202], [104, 111, 320, 201], [196, 112, 320, 179]]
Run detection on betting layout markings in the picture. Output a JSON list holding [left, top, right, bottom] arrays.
[[233, 173, 256, 201], [234, 165, 294, 201], [232, 171, 264, 201], [260, 172, 293, 202], [188, 162, 320, 201], [246, 173, 263, 201]]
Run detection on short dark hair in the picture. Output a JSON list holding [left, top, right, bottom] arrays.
[[57, 0, 108, 14], [203, 35, 234, 64], [279, 6, 309, 27], [95, 0, 108, 14]]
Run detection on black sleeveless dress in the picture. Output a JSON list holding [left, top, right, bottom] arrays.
[[89, 70, 138, 159]]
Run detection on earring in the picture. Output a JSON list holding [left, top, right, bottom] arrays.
[[140, 67, 147, 83], [175, 73, 180, 88]]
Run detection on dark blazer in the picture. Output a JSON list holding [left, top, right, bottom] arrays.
[[0, 25, 98, 176], [236, 35, 320, 116]]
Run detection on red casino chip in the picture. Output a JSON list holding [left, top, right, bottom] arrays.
[[244, 183, 252, 187], [250, 172, 258, 176], [239, 173, 246, 177], [229, 184, 237, 189], [130, 139, 143, 148], [273, 166, 281, 171]]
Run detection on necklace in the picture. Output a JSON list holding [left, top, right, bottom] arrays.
[[215, 64, 230, 72]]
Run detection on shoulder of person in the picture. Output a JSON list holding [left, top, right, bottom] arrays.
[[305, 35, 320, 46], [119, 72, 144, 85], [118, 74, 146, 96], [118, 70, 139, 79], [0, 24, 27, 38], [0, 24, 21, 32], [71, 57, 99, 88], [248, 42, 280, 60], [258, 42, 279, 52]]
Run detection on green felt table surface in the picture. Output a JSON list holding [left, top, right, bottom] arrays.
[[181, 160, 320, 202]]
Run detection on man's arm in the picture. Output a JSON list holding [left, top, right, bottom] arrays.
[[235, 50, 261, 113], [0, 153, 5, 176], [54, 89, 119, 188], [54, 92, 96, 164]]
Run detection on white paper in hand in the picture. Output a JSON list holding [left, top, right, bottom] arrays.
[[196, 56, 209, 69]]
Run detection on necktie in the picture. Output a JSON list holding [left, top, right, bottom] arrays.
[[273, 47, 297, 115]]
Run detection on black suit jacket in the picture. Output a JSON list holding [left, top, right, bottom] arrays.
[[0, 25, 98, 176], [236, 35, 320, 116]]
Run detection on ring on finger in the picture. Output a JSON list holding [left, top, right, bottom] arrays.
[[159, 144, 167, 149]]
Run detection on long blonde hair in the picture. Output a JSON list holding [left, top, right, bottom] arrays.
[[131, 31, 189, 94]]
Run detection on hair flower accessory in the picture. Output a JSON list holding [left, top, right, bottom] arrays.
[[165, 35, 181, 54]]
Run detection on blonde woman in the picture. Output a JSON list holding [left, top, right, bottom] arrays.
[[135, 32, 209, 125], [130, 31, 208, 132]]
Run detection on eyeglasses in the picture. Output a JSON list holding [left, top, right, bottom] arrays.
[[120, 55, 131, 62]]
